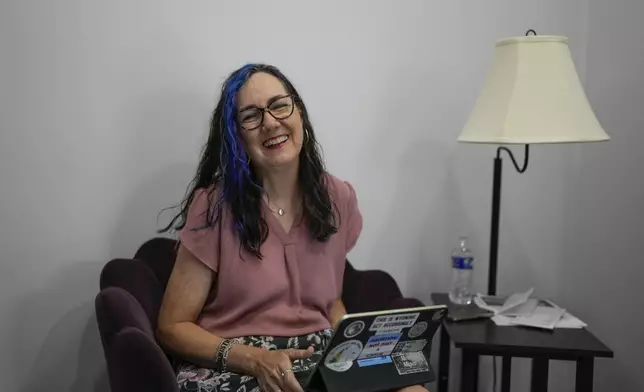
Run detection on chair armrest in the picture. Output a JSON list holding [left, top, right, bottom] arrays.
[[96, 287, 177, 392], [100, 258, 163, 329], [110, 327, 179, 392], [96, 287, 155, 348]]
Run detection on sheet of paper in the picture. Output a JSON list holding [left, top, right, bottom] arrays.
[[476, 289, 587, 329], [510, 306, 566, 330], [555, 311, 587, 328], [473, 288, 535, 315], [497, 288, 535, 314], [501, 298, 538, 317], [491, 315, 518, 326]]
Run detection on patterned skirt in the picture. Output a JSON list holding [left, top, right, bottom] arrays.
[[176, 328, 333, 392]]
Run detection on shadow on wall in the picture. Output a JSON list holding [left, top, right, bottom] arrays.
[[16, 262, 110, 392], [18, 146, 199, 392], [15, 87, 207, 391]]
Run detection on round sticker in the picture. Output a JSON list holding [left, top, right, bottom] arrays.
[[432, 310, 446, 321], [324, 340, 363, 372], [343, 320, 365, 338], [408, 321, 428, 339], [325, 361, 354, 372]]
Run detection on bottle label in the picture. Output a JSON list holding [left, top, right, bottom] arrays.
[[452, 256, 473, 270]]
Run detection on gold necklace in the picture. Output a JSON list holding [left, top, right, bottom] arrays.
[[264, 196, 285, 216]]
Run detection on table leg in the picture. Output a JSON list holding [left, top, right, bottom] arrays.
[[575, 357, 594, 392], [437, 325, 450, 392], [530, 357, 549, 392], [501, 356, 511, 392], [460, 350, 479, 392]]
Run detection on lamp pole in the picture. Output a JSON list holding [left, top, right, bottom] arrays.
[[487, 144, 530, 296]]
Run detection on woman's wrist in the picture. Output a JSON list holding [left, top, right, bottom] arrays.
[[226, 343, 265, 376]]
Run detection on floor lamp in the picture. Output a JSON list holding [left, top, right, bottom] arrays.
[[457, 30, 610, 296]]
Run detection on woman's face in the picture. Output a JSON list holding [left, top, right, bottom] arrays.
[[235, 72, 304, 171]]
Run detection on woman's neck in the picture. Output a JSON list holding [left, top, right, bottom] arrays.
[[258, 162, 300, 209]]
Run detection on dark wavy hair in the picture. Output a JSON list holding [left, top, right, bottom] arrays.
[[159, 63, 338, 259]]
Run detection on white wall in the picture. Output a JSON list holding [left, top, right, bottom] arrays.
[[557, 0, 644, 390], [2, 1, 637, 391]]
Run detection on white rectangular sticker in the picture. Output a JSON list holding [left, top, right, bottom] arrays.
[[369, 312, 419, 334], [393, 339, 427, 354], [358, 333, 401, 359], [392, 351, 430, 375]]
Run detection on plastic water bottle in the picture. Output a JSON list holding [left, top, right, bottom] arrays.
[[449, 236, 474, 304]]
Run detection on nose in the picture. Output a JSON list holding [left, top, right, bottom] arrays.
[[261, 110, 280, 131]]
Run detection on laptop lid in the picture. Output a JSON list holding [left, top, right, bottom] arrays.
[[303, 304, 447, 392]]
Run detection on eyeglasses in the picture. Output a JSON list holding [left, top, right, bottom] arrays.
[[237, 94, 295, 131]]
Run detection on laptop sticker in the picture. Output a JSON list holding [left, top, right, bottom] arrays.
[[393, 339, 427, 354], [392, 351, 430, 375], [343, 320, 365, 338], [358, 333, 401, 359], [357, 355, 393, 367], [369, 312, 419, 334], [407, 321, 428, 339], [324, 340, 363, 372]]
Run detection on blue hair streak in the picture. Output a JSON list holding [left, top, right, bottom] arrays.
[[220, 64, 262, 232]]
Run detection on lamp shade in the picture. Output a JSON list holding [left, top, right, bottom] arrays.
[[458, 35, 609, 144]]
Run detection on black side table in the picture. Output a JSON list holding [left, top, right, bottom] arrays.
[[431, 293, 613, 392]]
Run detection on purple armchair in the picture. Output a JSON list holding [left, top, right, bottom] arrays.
[[95, 237, 423, 392]]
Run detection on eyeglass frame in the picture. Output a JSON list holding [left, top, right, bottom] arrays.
[[236, 94, 297, 131]]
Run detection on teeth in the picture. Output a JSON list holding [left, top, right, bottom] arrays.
[[263, 135, 288, 147]]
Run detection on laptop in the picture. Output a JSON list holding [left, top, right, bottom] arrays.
[[298, 304, 448, 392]]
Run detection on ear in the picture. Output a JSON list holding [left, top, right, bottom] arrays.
[[295, 101, 304, 115]]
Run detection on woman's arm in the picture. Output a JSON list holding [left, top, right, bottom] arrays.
[[329, 298, 347, 328], [156, 244, 264, 374]]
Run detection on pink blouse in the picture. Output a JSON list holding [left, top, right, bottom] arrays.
[[178, 174, 362, 338]]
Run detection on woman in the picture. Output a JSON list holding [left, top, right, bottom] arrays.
[[157, 63, 428, 392]]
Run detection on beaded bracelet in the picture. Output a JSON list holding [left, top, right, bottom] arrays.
[[213, 339, 226, 368], [214, 339, 234, 372], [220, 339, 234, 372]]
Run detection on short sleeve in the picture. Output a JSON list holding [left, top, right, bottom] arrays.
[[344, 181, 363, 253], [178, 188, 221, 272]]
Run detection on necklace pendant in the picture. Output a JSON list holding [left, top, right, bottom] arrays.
[[278, 208, 285, 216]]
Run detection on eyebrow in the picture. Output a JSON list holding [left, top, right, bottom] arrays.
[[238, 94, 289, 113]]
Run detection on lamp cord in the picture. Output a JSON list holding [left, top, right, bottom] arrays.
[[496, 144, 530, 173]]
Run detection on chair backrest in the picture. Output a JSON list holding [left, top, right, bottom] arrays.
[[133, 237, 179, 289]]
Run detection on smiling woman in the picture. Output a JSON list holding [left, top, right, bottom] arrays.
[[155, 64, 428, 392], [237, 78, 304, 174]]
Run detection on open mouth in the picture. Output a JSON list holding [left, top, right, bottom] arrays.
[[262, 135, 289, 150]]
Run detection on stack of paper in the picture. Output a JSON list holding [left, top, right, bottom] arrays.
[[473, 288, 587, 330]]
